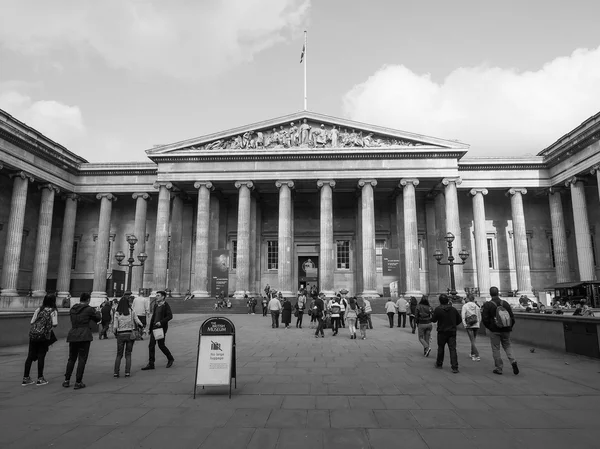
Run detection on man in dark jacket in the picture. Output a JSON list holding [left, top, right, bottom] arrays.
[[431, 294, 462, 373], [142, 290, 174, 370], [99, 300, 112, 339], [63, 292, 101, 390], [313, 293, 325, 338], [481, 286, 519, 375]]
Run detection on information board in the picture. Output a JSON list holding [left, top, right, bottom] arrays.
[[196, 335, 233, 386]]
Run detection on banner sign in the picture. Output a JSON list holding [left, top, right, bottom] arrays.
[[382, 249, 401, 298], [211, 249, 230, 297]]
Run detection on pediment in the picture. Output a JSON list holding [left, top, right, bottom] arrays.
[[146, 111, 468, 157]]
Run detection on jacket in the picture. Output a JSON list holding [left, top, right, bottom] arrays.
[[396, 298, 408, 313], [385, 301, 397, 313], [431, 304, 462, 333], [100, 303, 113, 322], [150, 301, 173, 331], [66, 303, 101, 342], [113, 308, 143, 332], [481, 297, 515, 332], [461, 301, 482, 329], [362, 299, 372, 313], [415, 304, 433, 324]]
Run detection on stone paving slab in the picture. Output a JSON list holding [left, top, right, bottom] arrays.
[[1, 313, 600, 448]]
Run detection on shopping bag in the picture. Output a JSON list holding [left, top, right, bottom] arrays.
[[152, 328, 165, 340]]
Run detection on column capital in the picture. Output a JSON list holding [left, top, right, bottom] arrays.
[[132, 192, 151, 201], [275, 180, 295, 189], [317, 179, 336, 189], [153, 181, 173, 190], [399, 178, 418, 188], [442, 177, 462, 186], [469, 188, 488, 197], [506, 188, 527, 197], [590, 164, 600, 175], [546, 187, 565, 196], [565, 176, 584, 188], [38, 183, 60, 194], [358, 179, 377, 188], [62, 193, 81, 201], [9, 171, 34, 183], [235, 180, 254, 190], [194, 181, 214, 191], [96, 192, 117, 202]]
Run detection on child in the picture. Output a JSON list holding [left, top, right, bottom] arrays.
[[357, 307, 369, 340]]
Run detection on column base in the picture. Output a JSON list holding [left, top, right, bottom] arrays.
[[57, 291, 71, 298], [278, 290, 294, 299], [405, 290, 423, 298], [90, 291, 107, 307], [32, 290, 47, 298], [359, 289, 379, 299], [0, 289, 19, 297], [233, 290, 247, 299], [191, 290, 210, 299]]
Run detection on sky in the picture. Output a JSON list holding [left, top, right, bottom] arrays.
[[1, 0, 600, 162]]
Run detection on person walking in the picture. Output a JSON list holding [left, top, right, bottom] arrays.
[[261, 296, 268, 317], [357, 307, 369, 339], [132, 294, 150, 340], [295, 293, 306, 328], [268, 293, 282, 328], [415, 296, 433, 357], [313, 293, 325, 338], [329, 297, 341, 335], [481, 286, 519, 375], [396, 296, 408, 328], [63, 292, 101, 390], [99, 299, 112, 339], [461, 294, 482, 361], [385, 298, 397, 328], [408, 296, 418, 333], [309, 297, 317, 329], [112, 297, 143, 377], [361, 297, 373, 329], [431, 294, 462, 373], [339, 295, 348, 328], [281, 297, 293, 329], [141, 290, 174, 370], [22, 294, 59, 386], [345, 297, 359, 339]]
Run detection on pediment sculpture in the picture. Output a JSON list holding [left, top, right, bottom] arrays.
[[189, 119, 423, 151]]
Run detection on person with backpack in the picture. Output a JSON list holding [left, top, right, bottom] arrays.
[[357, 306, 370, 339], [361, 297, 373, 329], [461, 294, 482, 361], [22, 294, 59, 386], [345, 297, 359, 339], [329, 297, 342, 335], [415, 296, 433, 357], [408, 296, 419, 333], [481, 286, 519, 375], [431, 294, 462, 373], [99, 299, 113, 340]]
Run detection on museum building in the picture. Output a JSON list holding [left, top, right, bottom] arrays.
[[1, 109, 599, 306]]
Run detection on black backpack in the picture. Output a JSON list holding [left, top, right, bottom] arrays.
[[29, 308, 53, 342]]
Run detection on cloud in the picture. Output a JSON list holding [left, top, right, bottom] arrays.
[[342, 46, 600, 156], [0, 0, 310, 80]]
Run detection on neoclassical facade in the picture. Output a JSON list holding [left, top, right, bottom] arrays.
[[1, 109, 599, 306]]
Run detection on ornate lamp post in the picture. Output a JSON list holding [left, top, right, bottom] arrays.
[[115, 234, 148, 293], [433, 232, 470, 301]]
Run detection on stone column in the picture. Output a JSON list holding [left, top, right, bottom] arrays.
[[470, 189, 491, 298], [91, 193, 116, 300], [57, 194, 79, 298], [507, 188, 533, 297], [276, 180, 294, 298], [193, 182, 213, 298], [591, 165, 600, 203], [425, 194, 438, 294], [442, 178, 464, 296], [248, 195, 259, 297], [31, 184, 60, 296], [234, 181, 253, 298], [318, 180, 336, 297], [130, 193, 150, 294], [208, 195, 220, 295], [565, 177, 596, 281], [169, 193, 184, 296], [1, 172, 34, 296], [548, 188, 571, 283], [152, 182, 173, 291], [434, 190, 449, 292], [400, 179, 422, 297], [359, 179, 378, 298], [395, 192, 406, 294]]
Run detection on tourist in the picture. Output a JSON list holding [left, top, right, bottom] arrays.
[[313, 293, 325, 338], [141, 290, 175, 370], [415, 296, 433, 357], [385, 298, 397, 328], [112, 297, 143, 378], [63, 292, 101, 390], [408, 297, 418, 333], [246, 294, 252, 314], [361, 297, 373, 329], [309, 297, 317, 328], [345, 297, 359, 339], [582, 301, 595, 317], [295, 292, 306, 328], [132, 294, 150, 340], [481, 286, 519, 375], [396, 296, 408, 328], [281, 297, 292, 329], [357, 306, 369, 340], [268, 293, 282, 328], [431, 294, 462, 373], [329, 297, 341, 335], [461, 294, 482, 361], [261, 295, 268, 316], [251, 297, 257, 314], [339, 294, 348, 328], [99, 299, 113, 340], [22, 294, 58, 386], [264, 284, 271, 300]]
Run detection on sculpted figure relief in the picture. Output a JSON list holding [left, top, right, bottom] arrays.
[[300, 119, 311, 145]]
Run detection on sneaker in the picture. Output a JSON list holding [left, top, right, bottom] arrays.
[[166, 360, 174, 368], [493, 369, 503, 375], [36, 377, 48, 386], [62, 380, 70, 388], [125, 373, 131, 378], [141, 365, 155, 371], [73, 382, 86, 390], [434, 364, 443, 369], [451, 368, 459, 374], [113, 373, 119, 378], [512, 362, 519, 375], [315, 335, 319, 338], [425, 348, 431, 358], [474, 356, 481, 362], [22, 377, 34, 386]]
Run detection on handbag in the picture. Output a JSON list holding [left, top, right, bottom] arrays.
[[152, 327, 165, 340], [47, 330, 58, 346], [129, 311, 141, 341]]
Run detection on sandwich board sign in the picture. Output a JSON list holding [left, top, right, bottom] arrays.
[[194, 316, 237, 398]]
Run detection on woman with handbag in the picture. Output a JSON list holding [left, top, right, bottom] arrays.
[[22, 294, 59, 386], [112, 296, 143, 378]]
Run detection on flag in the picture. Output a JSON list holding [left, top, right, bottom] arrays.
[[300, 44, 305, 63]]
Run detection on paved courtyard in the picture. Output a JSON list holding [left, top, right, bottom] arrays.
[[1, 313, 599, 448]]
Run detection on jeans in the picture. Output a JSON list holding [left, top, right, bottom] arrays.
[[270, 311, 280, 328], [149, 329, 173, 365], [366, 313, 373, 329], [397, 312, 407, 327], [409, 315, 416, 331], [114, 333, 135, 374], [65, 341, 91, 383], [387, 312, 395, 328], [466, 328, 480, 357], [490, 331, 515, 372], [359, 323, 368, 338], [347, 318, 357, 335], [262, 304, 268, 316], [417, 323, 432, 350], [296, 311, 304, 328], [435, 331, 458, 370], [315, 316, 324, 336], [339, 311, 345, 328], [24, 340, 49, 378], [331, 316, 340, 334], [100, 320, 111, 339]]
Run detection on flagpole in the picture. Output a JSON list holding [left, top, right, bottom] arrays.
[[303, 30, 307, 111]]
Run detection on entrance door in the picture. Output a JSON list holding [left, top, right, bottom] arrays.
[[298, 256, 318, 293]]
